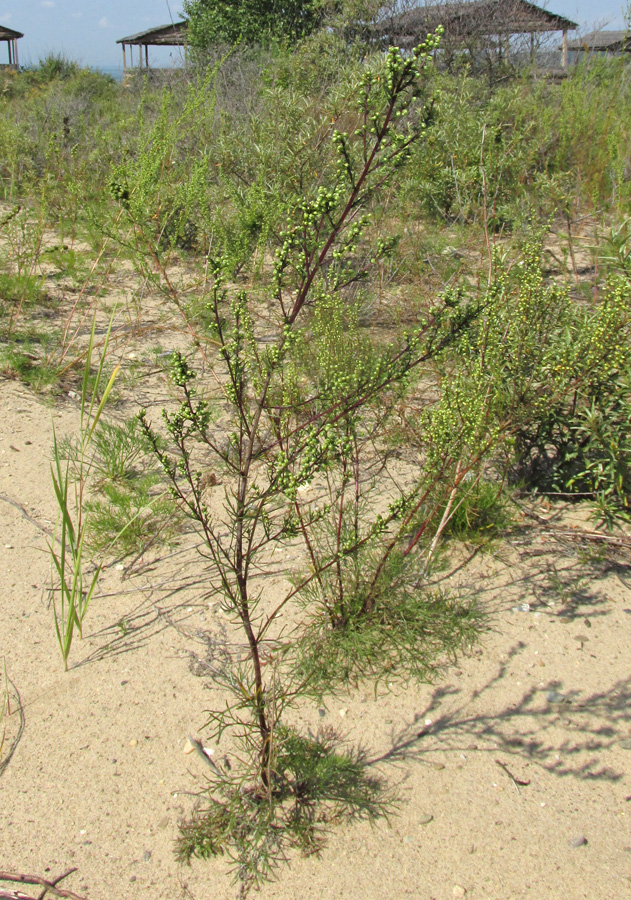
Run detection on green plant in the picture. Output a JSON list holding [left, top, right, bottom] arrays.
[[557, 369, 631, 526], [297, 562, 479, 692], [58, 417, 181, 557], [601, 218, 631, 278], [137, 35, 484, 890], [178, 726, 387, 877], [184, 0, 326, 50], [23, 53, 81, 82], [443, 237, 631, 525], [48, 316, 119, 669], [85, 471, 179, 557], [433, 476, 511, 541]]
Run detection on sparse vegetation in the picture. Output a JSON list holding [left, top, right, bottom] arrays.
[[0, 21, 629, 895]]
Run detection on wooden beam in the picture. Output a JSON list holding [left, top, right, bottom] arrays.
[[562, 29, 568, 69]]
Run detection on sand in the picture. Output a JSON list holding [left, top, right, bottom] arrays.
[[1, 317, 631, 900]]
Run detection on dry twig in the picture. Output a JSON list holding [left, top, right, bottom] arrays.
[[0, 870, 86, 900]]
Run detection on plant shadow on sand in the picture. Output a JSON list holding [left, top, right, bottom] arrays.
[[370, 650, 631, 785], [71, 547, 215, 668], [429, 509, 628, 625]]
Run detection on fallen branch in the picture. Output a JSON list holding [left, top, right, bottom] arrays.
[[540, 529, 631, 550], [0, 492, 53, 537], [0, 871, 86, 900], [495, 758, 530, 794]]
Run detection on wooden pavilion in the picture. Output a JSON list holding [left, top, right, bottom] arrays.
[[116, 21, 187, 71], [564, 30, 631, 56], [373, 0, 578, 68], [0, 25, 23, 71]]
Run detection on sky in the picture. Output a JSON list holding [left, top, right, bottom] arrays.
[[0, 0, 627, 70]]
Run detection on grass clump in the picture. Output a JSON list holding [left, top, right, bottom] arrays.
[[85, 471, 179, 557], [49, 317, 119, 669], [61, 417, 182, 558], [437, 477, 512, 541]]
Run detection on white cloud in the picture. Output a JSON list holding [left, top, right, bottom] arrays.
[[0, 12, 12, 23], [41, 1, 55, 8], [98, 16, 109, 28]]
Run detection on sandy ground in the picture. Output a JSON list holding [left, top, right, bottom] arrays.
[[1, 348, 631, 899]]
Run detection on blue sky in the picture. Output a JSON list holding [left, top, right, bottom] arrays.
[[0, 1, 627, 69], [0, 1, 187, 68]]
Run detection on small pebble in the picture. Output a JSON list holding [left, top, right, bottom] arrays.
[[4, 544, 13, 549], [143, 850, 152, 861], [402, 835, 414, 845], [418, 814, 433, 825], [569, 835, 587, 848], [129, 739, 138, 748], [318, 708, 326, 717], [158, 817, 170, 830], [129, 876, 137, 883], [545, 690, 565, 704], [339, 708, 347, 718], [453, 886, 467, 898], [620, 739, 631, 750], [429, 761, 445, 770], [183, 739, 195, 755]]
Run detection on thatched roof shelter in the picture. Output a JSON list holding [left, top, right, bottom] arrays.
[[116, 21, 187, 70], [0, 25, 23, 70], [374, 0, 577, 67], [564, 30, 631, 54]]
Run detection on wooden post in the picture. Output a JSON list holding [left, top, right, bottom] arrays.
[[562, 29, 568, 69], [145, 45, 149, 69], [122, 43, 127, 70], [13, 39, 18, 70], [530, 32, 535, 64], [7, 40, 11, 65]]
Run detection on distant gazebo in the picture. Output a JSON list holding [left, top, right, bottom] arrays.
[[373, 0, 578, 68], [0, 25, 23, 70], [116, 21, 187, 70], [564, 31, 631, 56]]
